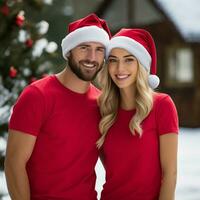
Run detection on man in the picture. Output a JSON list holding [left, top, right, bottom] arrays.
[[4, 13, 111, 200]]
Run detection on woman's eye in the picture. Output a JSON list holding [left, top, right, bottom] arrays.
[[125, 58, 134, 63], [108, 59, 117, 63]]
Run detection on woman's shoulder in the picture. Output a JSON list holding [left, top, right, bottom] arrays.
[[153, 92, 175, 109], [153, 92, 170, 101]]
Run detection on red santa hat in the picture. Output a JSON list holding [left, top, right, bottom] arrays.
[[61, 13, 111, 60], [107, 28, 160, 89]]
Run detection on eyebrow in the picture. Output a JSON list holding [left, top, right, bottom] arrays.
[[108, 54, 135, 58], [78, 44, 89, 47], [78, 44, 105, 50]]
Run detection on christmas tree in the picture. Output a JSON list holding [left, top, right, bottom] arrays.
[[0, 0, 58, 171]]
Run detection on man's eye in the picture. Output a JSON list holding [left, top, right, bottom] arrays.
[[97, 48, 105, 53], [80, 46, 87, 50]]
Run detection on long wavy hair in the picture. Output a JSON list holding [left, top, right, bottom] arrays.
[[97, 61, 154, 148]]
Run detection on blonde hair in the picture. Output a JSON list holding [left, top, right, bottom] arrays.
[[97, 62, 153, 148]]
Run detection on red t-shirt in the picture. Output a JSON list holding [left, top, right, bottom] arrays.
[[101, 93, 179, 200], [9, 75, 101, 200]]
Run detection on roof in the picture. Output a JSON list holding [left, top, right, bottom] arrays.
[[156, 0, 200, 42], [60, 0, 200, 43]]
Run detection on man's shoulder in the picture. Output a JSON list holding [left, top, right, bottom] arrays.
[[31, 75, 54, 89], [19, 75, 55, 99]]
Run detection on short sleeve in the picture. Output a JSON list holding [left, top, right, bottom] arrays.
[[156, 95, 179, 135], [9, 85, 45, 136]]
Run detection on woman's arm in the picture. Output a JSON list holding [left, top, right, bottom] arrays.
[[159, 133, 178, 200]]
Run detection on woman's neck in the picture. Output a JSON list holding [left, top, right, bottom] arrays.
[[119, 87, 136, 110]]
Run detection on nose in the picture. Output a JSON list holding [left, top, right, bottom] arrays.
[[116, 61, 124, 72], [86, 48, 97, 62]]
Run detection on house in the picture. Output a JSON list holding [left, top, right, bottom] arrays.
[[62, 0, 200, 127]]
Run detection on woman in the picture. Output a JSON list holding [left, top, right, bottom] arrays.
[[97, 28, 179, 200]]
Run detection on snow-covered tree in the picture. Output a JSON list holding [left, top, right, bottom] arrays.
[[0, 0, 58, 169]]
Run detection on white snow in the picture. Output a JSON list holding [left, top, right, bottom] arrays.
[[36, 21, 49, 35], [156, 0, 200, 41]]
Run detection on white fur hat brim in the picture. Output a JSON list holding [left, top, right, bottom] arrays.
[[61, 25, 110, 60]]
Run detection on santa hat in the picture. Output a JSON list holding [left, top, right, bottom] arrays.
[[107, 28, 160, 89], [61, 13, 111, 60]]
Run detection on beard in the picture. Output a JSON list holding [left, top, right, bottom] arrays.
[[68, 54, 104, 81]]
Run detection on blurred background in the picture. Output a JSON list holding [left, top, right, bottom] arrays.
[[0, 0, 200, 199]]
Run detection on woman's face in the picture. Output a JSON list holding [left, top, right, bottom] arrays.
[[107, 48, 138, 90]]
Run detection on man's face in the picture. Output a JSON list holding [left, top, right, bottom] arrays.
[[68, 42, 105, 81]]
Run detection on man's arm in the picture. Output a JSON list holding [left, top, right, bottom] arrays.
[[4, 129, 36, 200], [159, 133, 178, 200]]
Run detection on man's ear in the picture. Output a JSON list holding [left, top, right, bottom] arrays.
[[66, 51, 71, 59]]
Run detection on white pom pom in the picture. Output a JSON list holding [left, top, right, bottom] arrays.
[[148, 75, 160, 89]]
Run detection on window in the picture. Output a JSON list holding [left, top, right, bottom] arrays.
[[165, 46, 194, 87]]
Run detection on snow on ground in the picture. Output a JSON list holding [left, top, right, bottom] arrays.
[[0, 128, 200, 200], [175, 128, 200, 200]]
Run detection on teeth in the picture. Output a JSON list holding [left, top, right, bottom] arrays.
[[116, 75, 129, 79], [83, 63, 95, 68]]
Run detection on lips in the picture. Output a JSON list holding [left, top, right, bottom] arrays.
[[115, 74, 130, 80]]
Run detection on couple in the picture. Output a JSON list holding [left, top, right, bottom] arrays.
[[5, 13, 179, 200]]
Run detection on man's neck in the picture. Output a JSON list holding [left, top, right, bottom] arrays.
[[56, 67, 90, 94]]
